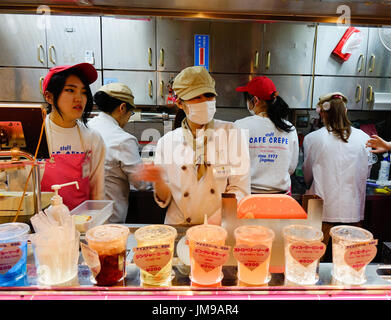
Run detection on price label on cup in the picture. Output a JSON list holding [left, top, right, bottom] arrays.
[[289, 241, 326, 267], [80, 243, 101, 278], [344, 240, 378, 272], [233, 244, 270, 271], [0, 242, 22, 275], [193, 242, 230, 273], [132, 244, 172, 276]]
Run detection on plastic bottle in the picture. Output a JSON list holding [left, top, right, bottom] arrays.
[[377, 153, 390, 183], [45, 181, 79, 224]]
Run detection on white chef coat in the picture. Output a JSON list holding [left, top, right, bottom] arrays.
[[303, 127, 371, 223], [154, 119, 251, 225], [88, 112, 147, 223], [234, 115, 299, 193]]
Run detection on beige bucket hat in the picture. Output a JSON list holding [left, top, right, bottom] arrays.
[[98, 82, 136, 108], [173, 66, 217, 100]]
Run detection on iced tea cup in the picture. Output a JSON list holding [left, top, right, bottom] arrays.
[[234, 225, 275, 285], [85, 224, 129, 286], [330, 225, 375, 285], [186, 224, 228, 286], [283, 225, 324, 285], [134, 225, 177, 286]]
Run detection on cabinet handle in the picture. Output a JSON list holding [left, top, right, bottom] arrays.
[[355, 84, 362, 103], [357, 54, 364, 73], [160, 48, 165, 67], [39, 76, 44, 94], [369, 54, 375, 73], [49, 45, 56, 65], [266, 51, 271, 70], [160, 80, 164, 98], [37, 44, 44, 64], [366, 85, 373, 108], [254, 51, 259, 69], [148, 80, 153, 98], [148, 48, 152, 66]]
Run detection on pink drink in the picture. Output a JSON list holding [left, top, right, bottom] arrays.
[[234, 225, 275, 285], [186, 224, 227, 286]]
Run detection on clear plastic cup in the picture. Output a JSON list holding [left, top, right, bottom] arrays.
[[0, 223, 30, 286], [330, 225, 374, 285], [86, 224, 129, 286], [186, 224, 227, 286], [32, 230, 80, 286], [283, 225, 324, 285], [234, 225, 275, 285], [134, 224, 177, 286]]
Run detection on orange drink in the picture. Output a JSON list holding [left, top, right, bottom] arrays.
[[186, 224, 228, 286], [234, 225, 275, 285]]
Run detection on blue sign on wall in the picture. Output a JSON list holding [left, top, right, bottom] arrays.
[[194, 34, 210, 71]]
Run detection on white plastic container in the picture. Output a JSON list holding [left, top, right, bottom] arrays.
[[70, 200, 114, 233]]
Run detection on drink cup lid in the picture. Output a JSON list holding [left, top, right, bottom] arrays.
[[0, 222, 30, 241]]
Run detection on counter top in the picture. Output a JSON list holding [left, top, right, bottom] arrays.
[[1, 224, 391, 300]]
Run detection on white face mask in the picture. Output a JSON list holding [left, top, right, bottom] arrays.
[[247, 99, 255, 115], [186, 100, 216, 125]]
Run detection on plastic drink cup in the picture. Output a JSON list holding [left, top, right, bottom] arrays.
[[234, 225, 275, 285], [86, 224, 129, 286], [0, 223, 30, 286], [32, 230, 80, 286], [283, 225, 324, 285], [134, 225, 177, 286], [186, 224, 228, 286], [330, 225, 374, 285]]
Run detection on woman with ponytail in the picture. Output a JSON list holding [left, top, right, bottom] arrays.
[[303, 92, 372, 251], [234, 76, 299, 194]]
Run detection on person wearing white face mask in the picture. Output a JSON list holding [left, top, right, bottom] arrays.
[[234, 76, 299, 194], [135, 66, 250, 225]]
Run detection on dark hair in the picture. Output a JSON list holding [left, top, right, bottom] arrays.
[[244, 92, 293, 133], [44, 69, 93, 126], [322, 98, 352, 143], [93, 91, 133, 113], [173, 92, 216, 129]]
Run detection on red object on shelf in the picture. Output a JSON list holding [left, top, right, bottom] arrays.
[[332, 27, 361, 61]]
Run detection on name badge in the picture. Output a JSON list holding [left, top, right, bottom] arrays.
[[213, 165, 231, 178]]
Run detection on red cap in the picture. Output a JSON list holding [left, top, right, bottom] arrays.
[[236, 76, 277, 101], [42, 63, 98, 93]]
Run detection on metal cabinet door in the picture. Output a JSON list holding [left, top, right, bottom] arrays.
[[102, 17, 156, 70], [267, 75, 313, 109], [156, 71, 178, 106], [262, 23, 316, 75], [312, 76, 365, 110], [210, 21, 262, 74], [0, 68, 47, 102], [315, 25, 368, 76], [90, 70, 103, 96], [366, 27, 391, 77], [363, 78, 391, 111], [46, 16, 102, 69], [212, 73, 253, 108], [0, 14, 47, 68], [102, 70, 156, 105], [156, 18, 210, 72]]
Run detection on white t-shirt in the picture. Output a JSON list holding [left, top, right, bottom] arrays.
[[234, 115, 299, 193], [44, 116, 106, 201], [303, 127, 371, 223]]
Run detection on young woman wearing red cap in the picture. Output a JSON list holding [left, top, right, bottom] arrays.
[[40, 63, 106, 210], [234, 76, 299, 194]]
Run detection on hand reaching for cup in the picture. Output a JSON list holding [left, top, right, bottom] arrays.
[[366, 135, 391, 154], [133, 163, 164, 183]]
